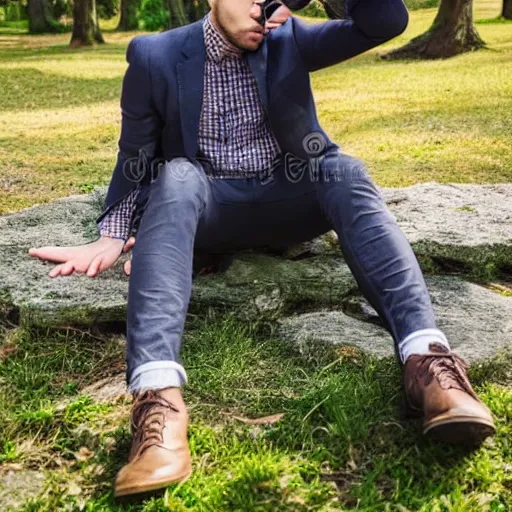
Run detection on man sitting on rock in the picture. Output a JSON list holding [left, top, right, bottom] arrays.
[[29, 0, 495, 498]]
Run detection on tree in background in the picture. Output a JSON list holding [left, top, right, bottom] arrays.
[[185, 0, 209, 23], [168, 0, 187, 27], [97, 0, 119, 18], [503, 0, 512, 19], [70, 0, 104, 46], [1, 0, 28, 22], [138, 0, 208, 31], [138, 0, 168, 30], [384, 0, 484, 59], [117, 0, 138, 30], [27, 0, 62, 33]]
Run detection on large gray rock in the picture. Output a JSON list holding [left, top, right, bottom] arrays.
[[0, 183, 510, 333], [382, 183, 512, 276], [279, 276, 512, 362], [267, 182, 512, 272], [0, 189, 357, 327], [0, 190, 130, 327]]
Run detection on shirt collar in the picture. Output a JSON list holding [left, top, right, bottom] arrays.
[[203, 13, 243, 63]]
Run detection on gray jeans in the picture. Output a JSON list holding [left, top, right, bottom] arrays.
[[126, 154, 445, 389]]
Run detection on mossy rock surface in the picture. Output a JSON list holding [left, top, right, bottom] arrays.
[[280, 275, 512, 362], [382, 182, 512, 279], [0, 182, 510, 364]]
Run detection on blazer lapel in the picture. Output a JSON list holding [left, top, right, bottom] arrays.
[[245, 40, 269, 113], [177, 21, 206, 157]]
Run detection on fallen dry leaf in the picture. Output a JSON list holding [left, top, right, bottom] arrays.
[[0, 345, 17, 361], [228, 413, 285, 425], [74, 447, 94, 462], [67, 481, 82, 496]]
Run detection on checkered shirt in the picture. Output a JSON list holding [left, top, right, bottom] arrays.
[[99, 13, 281, 240]]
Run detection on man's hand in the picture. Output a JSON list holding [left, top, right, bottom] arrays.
[[121, 237, 135, 276], [264, 4, 292, 33], [28, 235, 135, 278]]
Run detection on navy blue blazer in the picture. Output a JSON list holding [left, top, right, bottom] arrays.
[[97, 0, 408, 223]]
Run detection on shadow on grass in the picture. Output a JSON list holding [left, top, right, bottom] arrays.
[[2, 319, 510, 510], [89, 386, 481, 511], [0, 68, 122, 112], [0, 41, 129, 62], [320, 92, 512, 143], [476, 16, 512, 24], [76, 317, 511, 510]]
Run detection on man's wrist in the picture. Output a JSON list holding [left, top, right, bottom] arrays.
[[98, 234, 126, 245]]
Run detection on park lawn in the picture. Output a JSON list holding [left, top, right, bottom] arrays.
[[0, 318, 511, 511], [0, 1, 510, 213], [1, 1, 512, 511]]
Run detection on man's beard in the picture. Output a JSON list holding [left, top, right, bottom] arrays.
[[211, 5, 255, 51]]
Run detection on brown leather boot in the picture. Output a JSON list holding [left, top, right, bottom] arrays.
[[403, 343, 496, 445], [114, 389, 192, 497]]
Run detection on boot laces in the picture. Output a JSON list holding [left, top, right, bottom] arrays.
[[419, 352, 478, 400], [130, 390, 179, 459]]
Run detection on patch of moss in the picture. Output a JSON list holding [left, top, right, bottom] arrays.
[[190, 253, 359, 320], [412, 241, 512, 283], [0, 288, 17, 325], [19, 302, 127, 329]]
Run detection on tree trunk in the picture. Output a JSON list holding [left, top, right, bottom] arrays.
[[70, 0, 104, 47], [186, 0, 209, 22], [27, 0, 59, 33], [117, 0, 139, 31], [503, 0, 512, 19], [168, 0, 188, 28], [384, 0, 484, 60]]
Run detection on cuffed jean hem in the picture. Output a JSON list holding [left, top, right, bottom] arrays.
[[127, 361, 188, 393], [399, 328, 450, 363]]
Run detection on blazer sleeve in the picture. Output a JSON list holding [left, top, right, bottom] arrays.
[[97, 35, 163, 223], [292, 0, 409, 72]]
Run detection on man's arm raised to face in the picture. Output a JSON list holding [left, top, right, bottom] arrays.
[[288, 0, 409, 72], [264, 3, 293, 33]]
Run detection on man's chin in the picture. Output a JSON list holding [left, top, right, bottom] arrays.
[[241, 33, 264, 51], [243, 43, 263, 52]]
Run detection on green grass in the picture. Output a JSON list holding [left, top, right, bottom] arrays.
[[1, 316, 511, 511], [0, 20, 29, 30], [405, 0, 440, 9]]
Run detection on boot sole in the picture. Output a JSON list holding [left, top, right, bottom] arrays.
[[114, 469, 192, 498], [424, 416, 496, 446]]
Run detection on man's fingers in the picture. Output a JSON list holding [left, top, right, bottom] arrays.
[[29, 246, 76, 263], [59, 261, 75, 276], [49, 263, 64, 278], [124, 259, 131, 276], [265, 22, 282, 32], [86, 254, 103, 278], [123, 237, 136, 253], [49, 261, 74, 278], [267, 4, 292, 24]]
